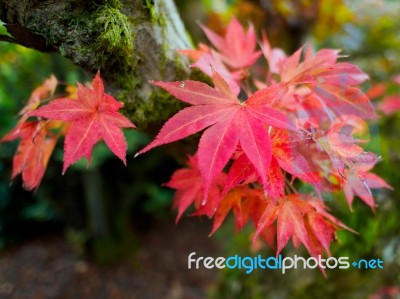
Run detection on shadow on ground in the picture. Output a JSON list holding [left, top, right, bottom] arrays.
[[0, 218, 220, 299]]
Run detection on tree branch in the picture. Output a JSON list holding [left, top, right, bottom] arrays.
[[0, 34, 18, 44], [0, 0, 193, 127]]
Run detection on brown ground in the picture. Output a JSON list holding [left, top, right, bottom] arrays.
[[0, 218, 221, 299]]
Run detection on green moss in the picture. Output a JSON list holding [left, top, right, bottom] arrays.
[[94, 6, 133, 56], [145, 0, 157, 21], [90, 1, 137, 92], [103, 0, 121, 8], [189, 67, 212, 84], [141, 91, 183, 124], [120, 89, 184, 129]]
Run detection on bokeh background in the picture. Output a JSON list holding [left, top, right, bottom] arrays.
[[0, 0, 399, 298]]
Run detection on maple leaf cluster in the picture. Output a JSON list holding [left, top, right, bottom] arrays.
[[137, 18, 392, 257], [0, 17, 394, 261], [1, 72, 135, 190]]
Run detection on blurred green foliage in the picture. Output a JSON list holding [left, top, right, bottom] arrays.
[[0, 24, 177, 258]]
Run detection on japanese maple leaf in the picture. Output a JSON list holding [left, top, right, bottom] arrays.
[[223, 152, 284, 201], [342, 163, 392, 209], [325, 114, 368, 158], [271, 129, 323, 189], [4, 121, 57, 191], [314, 114, 369, 174], [165, 154, 226, 222], [179, 44, 243, 96], [30, 72, 135, 174], [222, 152, 258, 196], [260, 31, 287, 74], [280, 46, 376, 120], [200, 18, 262, 69], [210, 186, 263, 236], [20, 75, 58, 116], [265, 85, 325, 129], [178, 43, 211, 61], [1, 75, 58, 143], [365, 83, 386, 100], [190, 52, 242, 96], [280, 46, 368, 86], [254, 194, 352, 257], [136, 71, 295, 201], [377, 95, 400, 115], [209, 186, 277, 248]]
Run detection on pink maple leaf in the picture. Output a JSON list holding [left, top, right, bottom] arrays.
[[200, 18, 262, 69], [30, 72, 136, 173]]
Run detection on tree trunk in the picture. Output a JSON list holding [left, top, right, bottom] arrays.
[[0, 0, 193, 128]]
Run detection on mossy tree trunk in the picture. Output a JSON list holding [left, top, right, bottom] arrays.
[[0, 0, 193, 128]]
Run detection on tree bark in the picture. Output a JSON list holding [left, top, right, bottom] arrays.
[[0, 0, 193, 128]]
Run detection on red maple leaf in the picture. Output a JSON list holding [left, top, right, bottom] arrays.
[[165, 154, 226, 222], [178, 43, 211, 61], [222, 151, 258, 196], [342, 163, 392, 209], [1, 75, 58, 143], [20, 75, 58, 116], [200, 18, 262, 69], [30, 72, 136, 173], [260, 31, 287, 74], [280, 46, 376, 120], [3, 121, 58, 190], [271, 129, 323, 189], [210, 186, 263, 236], [209, 187, 277, 248], [366, 83, 386, 100], [222, 152, 284, 201], [136, 71, 295, 200], [377, 95, 400, 115], [190, 52, 243, 96], [325, 114, 368, 158], [254, 194, 353, 257]]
